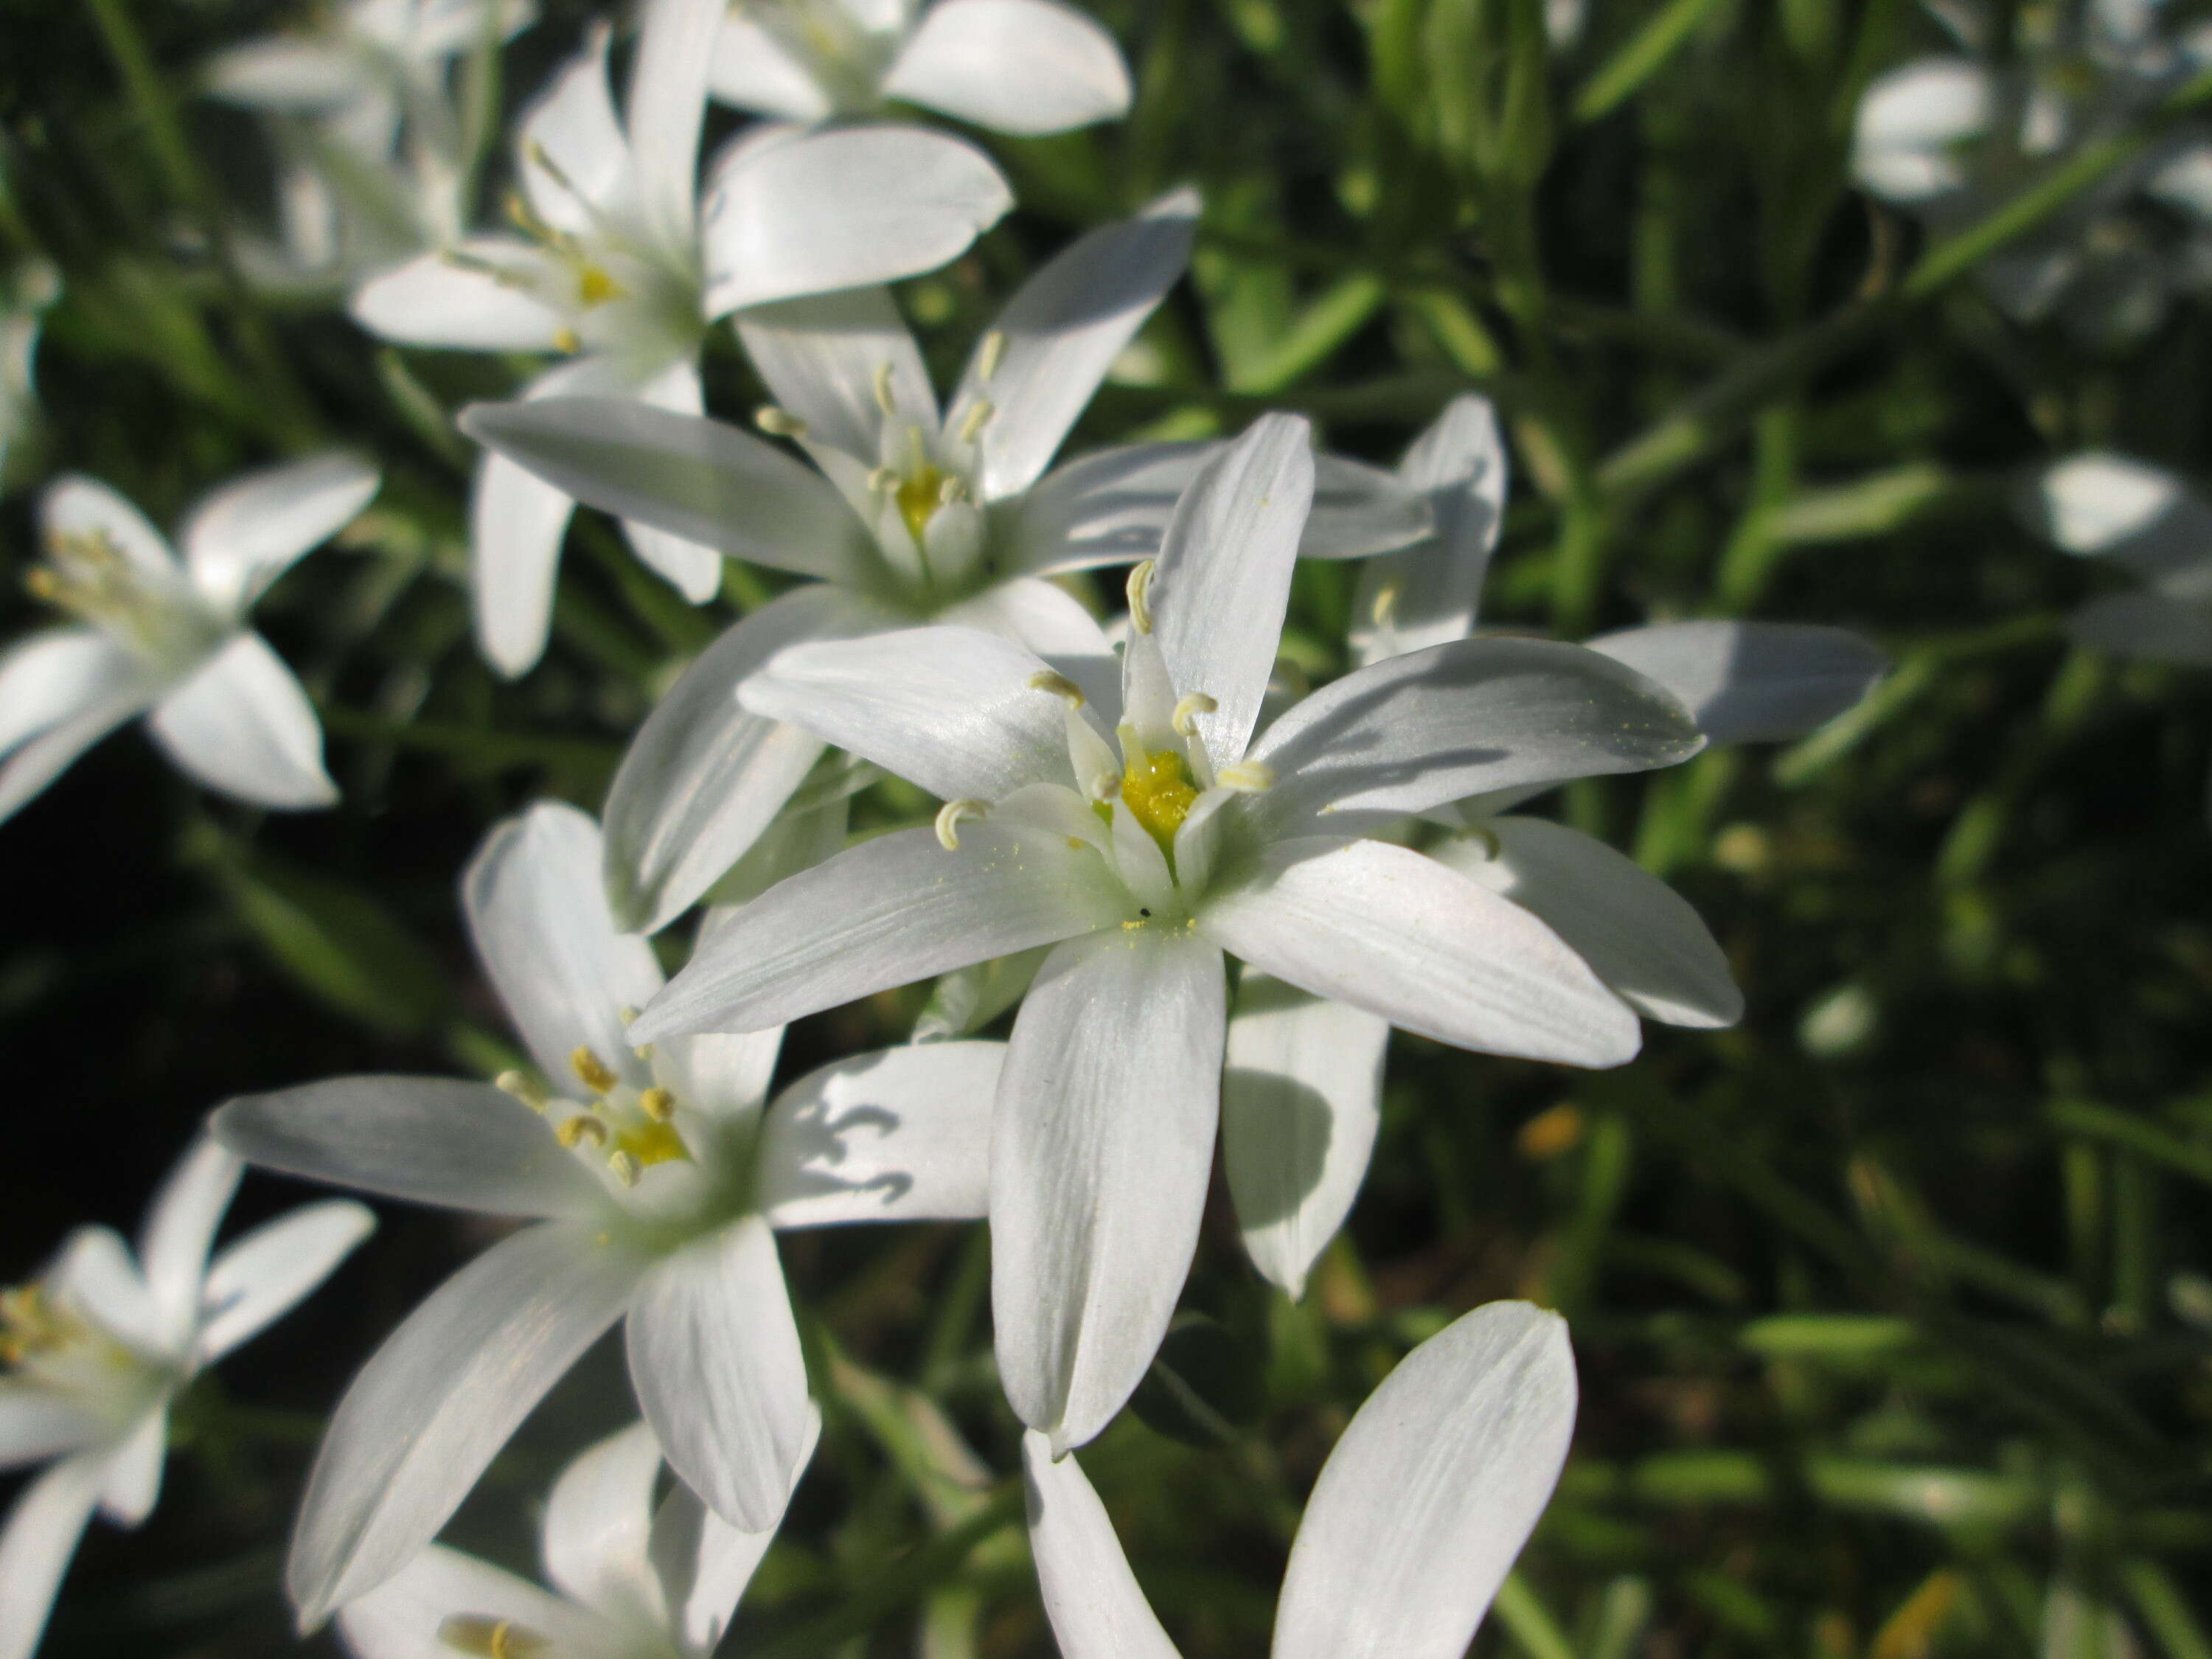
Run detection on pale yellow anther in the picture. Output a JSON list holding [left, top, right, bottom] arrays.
[[495, 1070, 551, 1113], [553, 327, 582, 355], [570, 1046, 619, 1093], [976, 328, 1008, 382], [957, 400, 995, 445], [874, 361, 898, 415], [1127, 560, 1157, 635], [937, 474, 970, 506], [639, 1086, 676, 1122], [936, 798, 990, 851], [23, 568, 59, 602], [866, 465, 900, 497], [1217, 761, 1275, 793], [556, 1115, 609, 1150], [1027, 669, 1086, 708], [607, 1150, 641, 1188], [1369, 578, 1402, 631], [439, 1614, 550, 1659], [1172, 693, 1217, 737], [522, 139, 577, 198], [755, 406, 808, 439]]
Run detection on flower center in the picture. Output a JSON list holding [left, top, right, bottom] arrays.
[[1115, 743, 1199, 852], [24, 526, 209, 660], [498, 1041, 693, 1192], [896, 459, 946, 549], [439, 1616, 549, 1659]]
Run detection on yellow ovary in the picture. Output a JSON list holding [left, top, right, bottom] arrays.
[[1119, 745, 1199, 852], [896, 460, 945, 547]]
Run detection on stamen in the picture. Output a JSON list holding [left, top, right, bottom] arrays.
[[957, 400, 995, 445], [439, 248, 535, 290], [1172, 693, 1217, 737], [23, 567, 59, 602], [976, 329, 1007, 382], [556, 1114, 609, 1150], [639, 1086, 676, 1122], [1369, 578, 1402, 630], [552, 327, 582, 355], [755, 406, 809, 439], [522, 139, 578, 200], [439, 1614, 550, 1659], [874, 361, 898, 415], [570, 1046, 619, 1093], [1217, 761, 1276, 793], [937, 475, 970, 506], [1127, 560, 1158, 636], [935, 798, 990, 851], [1027, 669, 1086, 708], [866, 466, 900, 497], [495, 1070, 550, 1113], [607, 1150, 641, 1188]]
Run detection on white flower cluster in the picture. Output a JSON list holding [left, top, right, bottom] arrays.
[[0, 3, 1899, 1656]]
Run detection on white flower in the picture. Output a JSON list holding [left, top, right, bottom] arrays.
[[1024, 1301, 1576, 1659], [0, 262, 57, 484], [711, 0, 1130, 138], [0, 456, 378, 826], [336, 1416, 809, 1659], [0, 1138, 372, 1659], [213, 800, 1004, 1629], [351, 0, 1016, 676], [460, 195, 1429, 931], [625, 414, 1700, 1454]]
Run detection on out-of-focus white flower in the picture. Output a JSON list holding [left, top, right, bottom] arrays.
[[711, 0, 1130, 136], [0, 262, 58, 484], [625, 414, 1697, 1455], [214, 801, 1003, 1630], [336, 1416, 809, 1659], [0, 456, 378, 826], [1024, 1301, 1576, 1659], [352, 0, 1015, 676], [463, 192, 1431, 932], [0, 1138, 373, 1659]]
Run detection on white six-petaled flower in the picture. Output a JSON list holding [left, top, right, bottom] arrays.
[[625, 414, 1704, 1455], [0, 1138, 373, 1659], [1024, 1300, 1577, 1659], [0, 455, 378, 825], [336, 1416, 811, 1659], [214, 800, 1003, 1628]]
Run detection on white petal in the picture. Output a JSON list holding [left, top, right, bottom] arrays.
[[702, 124, 1012, 314], [2026, 451, 2212, 599], [1146, 414, 1314, 768], [335, 1544, 622, 1659], [465, 801, 664, 1091], [2067, 590, 2212, 664], [1852, 58, 1991, 202], [1200, 837, 1640, 1066], [147, 632, 338, 810], [197, 1200, 376, 1361], [181, 451, 380, 613], [0, 1453, 105, 1659], [518, 24, 633, 236], [1350, 394, 1506, 665], [939, 577, 1121, 709], [286, 1222, 646, 1630], [626, 0, 724, 251], [349, 240, 566, 350], [1585, 622, 1886, 745], [604, 588, 877, 935], [136, 1136, 242, 1346], [1272, 1304, 1576, 1659], [1301, 452, 1436, 564], [48, 1226, 164, 1357], [1020, 1430, 1183, 1659], [1441, 818, 1741, 1028], [632, 823, 1129, 1040], [885, 0, 1131, 135], [1222, 975, 1389, 1300], [708, 15, 836, 122], [648, 1407, 819, 1652], [41, 476, 179, 582], [0, 630, 138, 759], [1007, 442, 1206, 576], [740, 625, 1077, 802], [459, 397, 873, 585], [1249, 637, 1703, 837], [215, 1075, 607, 1219], [654, 1023, 787, 1125], [0, 674, 153, 827], [992, 927, 1225, 1453], [0, 1388, 102, 1471], [757, 1040, 1004, 1227], [734, 285, 935, 462], [96, 1408, 165, 1526], [946, 189, 1196, 499], [620, 361, 725, 606], [541, 1420, 666, 1625], [470, 446, 577, 678], [203, 39, 358, 107], [627, 1216, 809, 1532]]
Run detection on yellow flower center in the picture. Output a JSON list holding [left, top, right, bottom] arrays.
[[439, 1615, 549, 1659], [896, 461, 945, 549], [576, 262, 625, 308], [1118, 745, 1200, 852]]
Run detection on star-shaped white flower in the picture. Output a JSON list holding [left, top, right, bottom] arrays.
[[0, 456, 378, 825], [352, 0, 1015, 675], [462, 192, 1430, 931], [0, 1138, 372, 1659], [1024, 1301, 1576, 1659], [214, 800, 1004, 1628], [336, 1416, 810, 1659], [627, 414, 1702, 1453], [709, 0, 1130, 138]]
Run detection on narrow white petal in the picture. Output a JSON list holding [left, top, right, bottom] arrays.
[[465, 801, 664, 1090], [649, 1407, 819, 1653], [1006, 442, 1206, 576], [136, 1136, 242, 1346], [633, 824, 1130, 1040], [1271, 1304, 1576, 1659], [335, 1544, 621, 1659], [181, 451, 380, 613], [885, 0, 1131, 135], [1585, 621, 1885, 745], [459, 397, 873, 585], [1147, 414, 1314, 768], [992, 927, 1224, 1452], [1021, 1430, 1183, 1659], [0, 1453, 106, 1659], [287, 1222, 646, 1630], [939, 577, 1121, 709], [757, 1040, 1004, 1228], [349, 240, 566, 351], [1222, 975, 1389, 1299], [2025, 453, 2212, 597], [0, 675, 155, 827], [734, 287, 935, 463], [41, 476, 178, 580], [626, 0, 723, 251], [1247, 636, 1703, 837], [708, 15, 835, 122], [517, 24, 633, 236], [0, 1388, 102, 1471], [740, 625, 1077, 803], [1200, 837, 1640, 1066], [216, 1076, 607, 1218], [95, 1408, 165, 1526], [2068, 589, 2212, 665], [703, 125, 1012, 314], [470, 448, 577, 678], [0, 630, 136, 759], [198, 1201, 376, 1361], [621, 361, 726, 606], [946, 190, 1197, 499], [541, 1420, 666, 1625], [203, 39, 358, 107], [1350, 394, 1506, 665], [1302, 452, 1436, 564], [627, 1216, 809, 1532], [1851, 58, 1991, 202], [147, 632, 337, 810], [45, 1228, 163, 1356]]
